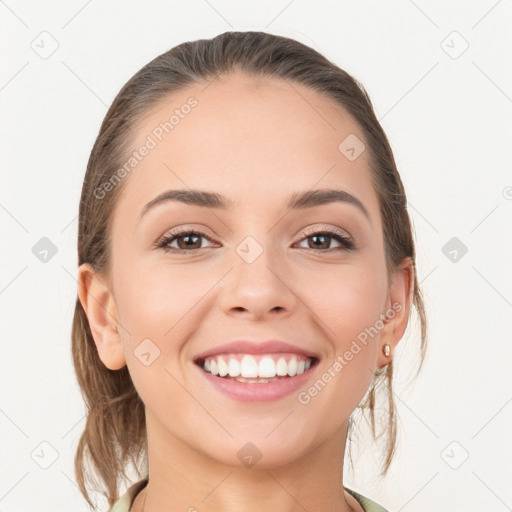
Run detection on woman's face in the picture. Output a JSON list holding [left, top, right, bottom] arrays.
[[85, 72, 410, 467]]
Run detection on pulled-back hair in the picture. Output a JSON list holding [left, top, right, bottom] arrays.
[[72, 30, 427, 509]]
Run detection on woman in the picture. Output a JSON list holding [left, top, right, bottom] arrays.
[[72, 31, 427, 512]]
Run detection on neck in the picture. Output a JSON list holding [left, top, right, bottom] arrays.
[[132, 411, 361, 512]]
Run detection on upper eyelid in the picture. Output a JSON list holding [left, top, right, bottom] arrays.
[[160, 224, 351, 238], [161, 227, 217, 243], [158, 224, 353, 247]]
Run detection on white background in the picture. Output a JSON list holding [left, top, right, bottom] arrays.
[[1, 1, 511, 511]]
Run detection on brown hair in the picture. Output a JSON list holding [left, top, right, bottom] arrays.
[[72, 30, 428, 509]]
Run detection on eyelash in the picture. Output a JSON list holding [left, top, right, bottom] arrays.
[[155, 226, 355, 254]]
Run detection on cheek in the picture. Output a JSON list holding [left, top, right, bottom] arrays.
[[303, 261, 387, 339], [114, 242, 386, 356], [296, 263, 386, 414], [111, 249, 387, 448], [111, 262, 199, 407], [115, 250, 387, 355], [113, 258, 213, 357], [302, 262, 385, 380]]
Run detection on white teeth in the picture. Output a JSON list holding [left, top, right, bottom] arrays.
[[287, 357, 297, 377], [276, 357, 288, 376], [258, 356, 276, 378], [241, 355, 259, 378], [201, 354, 314, 379], [217, 356, 228, 377], [228, 358, 241, 377]]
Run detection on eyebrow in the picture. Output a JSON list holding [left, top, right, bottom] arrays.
[[140, 187, 371, 224]]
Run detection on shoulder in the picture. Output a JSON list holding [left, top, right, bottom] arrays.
[[107, 475, 149, 512], [344, 486, 391, 512]]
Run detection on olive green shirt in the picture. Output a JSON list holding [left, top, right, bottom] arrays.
[[107, 475, 390, 512]]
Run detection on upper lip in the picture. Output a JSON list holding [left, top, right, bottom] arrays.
[[193, 339, 319, 362]]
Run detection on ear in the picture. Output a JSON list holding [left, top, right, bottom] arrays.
[[77, 263, 126, 370], [376, 257, 414, 368]]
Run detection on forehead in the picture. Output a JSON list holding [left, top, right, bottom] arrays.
[[113, 71, 379, 222]]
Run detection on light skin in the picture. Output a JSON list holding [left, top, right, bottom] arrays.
[[78, 71, 413, 512]]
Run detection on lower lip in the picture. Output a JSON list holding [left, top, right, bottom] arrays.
[[195, 361, 318, 402]]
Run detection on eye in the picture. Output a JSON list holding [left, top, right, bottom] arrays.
[[155, 226, 355, 254], [155, 229, 218, 254], [293, 226, 355, 252]]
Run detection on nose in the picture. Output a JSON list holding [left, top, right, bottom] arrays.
[[219, 240, 299, 321]]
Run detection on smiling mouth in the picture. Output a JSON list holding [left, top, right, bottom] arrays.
[[194, 353, 320, 383]]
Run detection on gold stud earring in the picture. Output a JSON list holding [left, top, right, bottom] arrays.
[[383, 343, 391, 357]]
